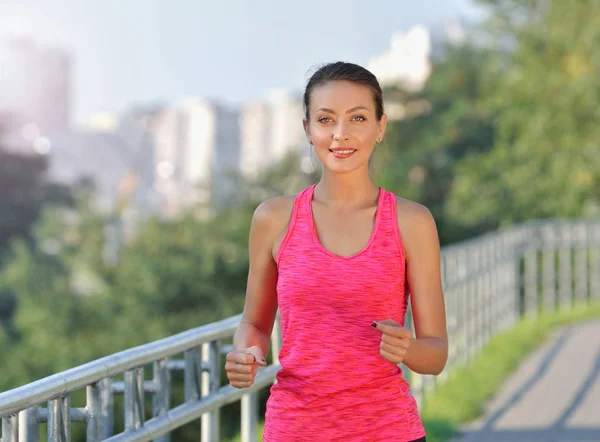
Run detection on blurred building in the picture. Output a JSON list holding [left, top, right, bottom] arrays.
[[367, 25, 433, 93], [240, 101, 270, 179], [150, 106, 183, 216], [179, 99, 240, 210], [240, 88, 308, 179], [0, 38, 70, 136], [46, 130, 134, 213], [117, 99, 241, 218], [367, 20, 475, 121]]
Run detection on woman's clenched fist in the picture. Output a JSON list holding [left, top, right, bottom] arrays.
[[372, 319, 413, 365], [225, 346, 267, 389]]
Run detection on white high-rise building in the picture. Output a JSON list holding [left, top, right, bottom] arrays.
[[367, 25, 433, 93], [240, 88, 308, 179], [239, 101, 270, 179], [179, 99, 240, 208], [267, 88, 306, 161], [180, 99, 215, 188], [152, 107, 183, 216], [0, 38, 70, 135], [124, 99, 240, 217]]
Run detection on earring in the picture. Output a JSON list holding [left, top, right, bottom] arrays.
[[377, 137, 382, 144]]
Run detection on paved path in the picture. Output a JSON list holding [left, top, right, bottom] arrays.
[[450, 319, 600, 442]]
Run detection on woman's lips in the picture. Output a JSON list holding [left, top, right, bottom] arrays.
[[329, 147, 357, 159]]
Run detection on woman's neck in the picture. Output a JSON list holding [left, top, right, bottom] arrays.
[[314, 169, 379, 209]]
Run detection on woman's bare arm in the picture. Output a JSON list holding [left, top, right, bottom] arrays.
[[232, 197, 294, 359], [396, 199, 448, 375]]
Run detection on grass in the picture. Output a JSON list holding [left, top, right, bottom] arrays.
[[227, 300, 600, 442]]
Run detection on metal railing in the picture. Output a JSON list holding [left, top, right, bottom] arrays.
[[1, 218, 599, 442]]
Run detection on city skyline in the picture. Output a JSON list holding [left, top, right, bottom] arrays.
[[0, 13, 469, 220], [0, 0, 485, 127]]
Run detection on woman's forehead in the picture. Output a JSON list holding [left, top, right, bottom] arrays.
[[310, 81, 374, 111]]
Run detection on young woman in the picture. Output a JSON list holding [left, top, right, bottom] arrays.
[[225, 61, 448, 442]]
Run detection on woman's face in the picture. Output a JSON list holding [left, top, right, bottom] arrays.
[[304, 80, 387, 175]]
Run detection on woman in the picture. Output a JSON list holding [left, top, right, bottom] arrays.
[[225, 61, 448, 442]]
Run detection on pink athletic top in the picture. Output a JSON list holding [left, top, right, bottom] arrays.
[[263, 184, 426, 442]]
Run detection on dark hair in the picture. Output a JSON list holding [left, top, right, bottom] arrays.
[[303, 61, 384, 122]]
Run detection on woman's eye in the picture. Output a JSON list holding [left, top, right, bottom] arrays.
[[353, 115, 366, 121], [318, 117, 332, 123]]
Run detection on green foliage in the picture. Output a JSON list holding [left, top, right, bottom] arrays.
[[448, 0, 600, 228], [376, 42, 498, 244]]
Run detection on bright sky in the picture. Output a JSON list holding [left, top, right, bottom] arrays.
[[0, 0, 486, 126]]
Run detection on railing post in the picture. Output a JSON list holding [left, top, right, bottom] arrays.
[[542, 235, 556, 314], [241, 392, 258, 442], [477, 265, 486, 348], [524, 228, 539, 317], [124, 368, 144, 432], [471, 247, 478, 351], [459, 259, 468, 362], [402, 306, 414, 384], [271, 313, 282, 369], [184, 348, 201, 403], [2, 415, 19, 442], [48, 395, 70, 442], [483, 263, 492, 342], [559, 224, 573, 310], [490, 237, 500, 334], [87, 379, 109, 441], [201, 341, 220, 442], [591, 235, 600, 301], [511, 231, 521, 325], [87, 382, 100, 442], [572, 223, 588, 303], [153, 359, 170, 442], [100, 377, 114, 439], [575, 248, 588, 303], [18, 406, 39, 442]]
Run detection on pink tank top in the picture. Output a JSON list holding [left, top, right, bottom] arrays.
[[263, 184, 426, 442]]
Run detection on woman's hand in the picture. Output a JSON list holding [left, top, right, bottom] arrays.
[[225, 346, 267, 389], [372, 319, 413, 365]]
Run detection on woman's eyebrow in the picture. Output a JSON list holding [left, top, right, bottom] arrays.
[[316, 106, 369, 114]]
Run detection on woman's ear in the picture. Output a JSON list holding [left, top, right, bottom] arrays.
[[378, 114, 388, 142], [303, 119, 312, 144]]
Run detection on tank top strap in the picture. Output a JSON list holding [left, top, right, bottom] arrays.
[[377, 188, 396, 230], [294, 183, 316, 221], [275, 184, 316, 264], [373, 188, 405, 261]]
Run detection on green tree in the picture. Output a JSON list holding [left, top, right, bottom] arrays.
[[0, 194, 113, 383], [448, 0, 600, 228], [376, 42, 498, 244]]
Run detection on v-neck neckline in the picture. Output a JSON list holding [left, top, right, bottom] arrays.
[[307, 184, 384, 260]]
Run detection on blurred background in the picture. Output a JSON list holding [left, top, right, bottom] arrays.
[[0, 0, 598, 440]]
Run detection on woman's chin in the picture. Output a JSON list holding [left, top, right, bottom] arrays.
[[322, 160, 366, 175]]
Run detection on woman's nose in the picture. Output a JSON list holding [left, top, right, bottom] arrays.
[[333, 122, 350, 141]]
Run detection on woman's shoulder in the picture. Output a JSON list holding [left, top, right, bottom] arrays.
[[254, 194, 296, 223], [251, 190, 304, 236], [385, 191, 438, 248], [380, 188, 432, 219], [391, 194, 433, 222]]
